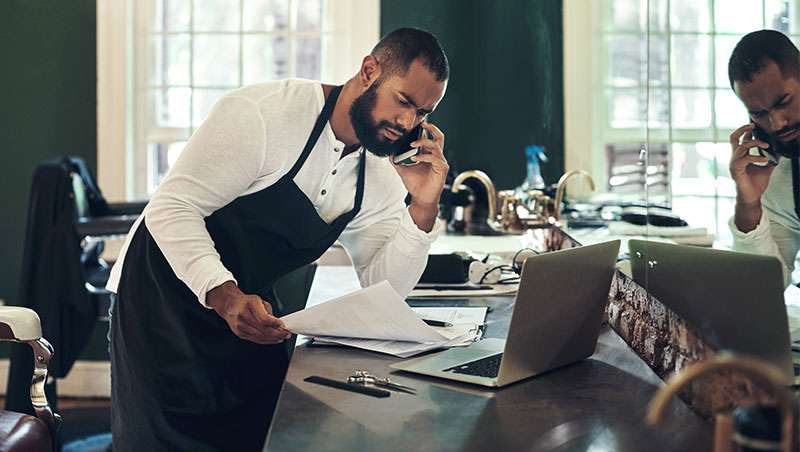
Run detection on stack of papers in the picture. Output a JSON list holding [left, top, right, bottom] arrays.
[[281, 281, 486, 357]]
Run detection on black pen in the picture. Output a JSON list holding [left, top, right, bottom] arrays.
[[304, 376, 390, 398], [414, 285, 493, 291], [421, 318, 453, 327]]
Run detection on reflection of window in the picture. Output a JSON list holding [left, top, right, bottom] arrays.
[[600, 0, 799, 244], [130, 0, 376, 197]]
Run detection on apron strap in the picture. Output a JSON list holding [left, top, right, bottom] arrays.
[[286, 85, 343, 179], [792, 157, 800, 220]]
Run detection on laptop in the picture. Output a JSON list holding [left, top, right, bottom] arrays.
[[627, 240, 794, 382], [390, 240, 621, 387]]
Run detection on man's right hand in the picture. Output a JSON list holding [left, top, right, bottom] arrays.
[[206, 281, 292, 344], [729, 123, 777, 232]]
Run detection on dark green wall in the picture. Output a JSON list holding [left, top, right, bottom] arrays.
[[381, 0, 564, 189], [0, 1, 97, 307]]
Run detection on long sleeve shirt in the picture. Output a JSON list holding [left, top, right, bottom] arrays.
[[107, 79, 440, 306], [729, 156, 800, 286]]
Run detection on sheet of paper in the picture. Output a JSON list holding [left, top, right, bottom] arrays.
[[312, 330, 479, 358], [411, 307, 487, 326], [784, 285, 800, 342], [281, 281, 448, 343]]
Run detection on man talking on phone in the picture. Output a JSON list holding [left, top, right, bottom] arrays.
[[106, 28, 448, 451], [728, 29, 800, 286]]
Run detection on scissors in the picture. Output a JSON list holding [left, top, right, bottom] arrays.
[[347, 370, 417, 394]]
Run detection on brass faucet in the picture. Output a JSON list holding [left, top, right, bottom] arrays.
[[554, 170, 595, 222], [451, 170, 502, 232]]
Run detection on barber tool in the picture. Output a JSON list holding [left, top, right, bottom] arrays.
[[304, 375, 390, 398], [347, 370, 417, 394]]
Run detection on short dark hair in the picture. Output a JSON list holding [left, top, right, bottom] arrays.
[[728, 29, 800, 88], [371, 27, 449, 82]]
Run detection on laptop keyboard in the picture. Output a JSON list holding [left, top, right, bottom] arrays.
[[443, 353, 503, 378]]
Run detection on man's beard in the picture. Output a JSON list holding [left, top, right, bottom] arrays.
[[773, 124, 800, 158], [348, 81, 412, 157]]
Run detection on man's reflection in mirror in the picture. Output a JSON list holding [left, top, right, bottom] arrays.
[[728, 30, 800, 286]]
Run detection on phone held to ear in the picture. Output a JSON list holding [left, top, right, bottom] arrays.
[[751, 124, 780, 167], [392, 123, 426, 166]]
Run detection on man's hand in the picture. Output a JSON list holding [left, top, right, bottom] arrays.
[[206, 281, 292, 344], [393, 122, 448, 232], [729, 123, 776, 232]]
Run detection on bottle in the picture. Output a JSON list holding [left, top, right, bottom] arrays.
[[522, 145, 548, 191]]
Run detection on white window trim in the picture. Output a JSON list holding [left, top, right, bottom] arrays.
[[97, 0, 380, 201]]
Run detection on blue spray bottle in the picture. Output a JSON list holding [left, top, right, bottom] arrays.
[[522, 145, 548, 190]]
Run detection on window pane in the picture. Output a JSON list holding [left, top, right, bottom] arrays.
[[605, 0, 644, 31], [715, 89, 748, 129], [715, 35, 740, 88], [152, 0, 191, 32], [295, 37, 321, 79], [150, 35, 191, 86], [607, 35, 645, 87], [243, 35, 289, 84], [716, 196, 735, 245], [608, 88, 645, 128], [647, 88, 669, 129], [193, 35, 240, 86], [243, 0, 289, 32], [714, 0, 763, 33], [671, 35, 711, 87], [193, 89, 229, 127], [152, 87, 191, 128], [194, 0, 240, 32], [293, 0, 322, 32], [765, 0, 791, 33], [670, 0, 711, 32], [671, 142, 717, 196], [649, 0, 668, 32], [648, 35, 669, 87], [714, 143, 736, 197], [672, 89, 712, 128], [672, 196, 716, 232]]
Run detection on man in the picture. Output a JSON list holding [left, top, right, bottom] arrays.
[[107, 28, 449, 451], [728, 29, 800, 286]]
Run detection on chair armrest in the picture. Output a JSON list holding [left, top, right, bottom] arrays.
[[75, 214, 138, 237], [0, 307, 42, 342], [107, 201, 147, 216]]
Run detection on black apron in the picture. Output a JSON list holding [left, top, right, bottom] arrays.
[[111, 85, 364, 451]]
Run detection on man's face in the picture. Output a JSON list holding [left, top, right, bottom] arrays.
[[734, 60, 800, 148], [349, 59, 447, 157]]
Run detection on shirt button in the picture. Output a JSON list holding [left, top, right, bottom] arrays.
[[331, 169, 337, 175], [321, 189, 327, 195], [334, 146, 341, 153]]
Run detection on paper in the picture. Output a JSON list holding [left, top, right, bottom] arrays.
[[785, 285, 800, 342], [281, 281, 447, 343], [312, 331, 478, 358], [412, 306, 487, 326]]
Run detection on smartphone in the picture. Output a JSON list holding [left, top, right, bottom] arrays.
[[392, 123, 425, 166], [751, 124, 781, 166]]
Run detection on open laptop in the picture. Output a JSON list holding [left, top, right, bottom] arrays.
[[627, 240, 794, 382], [391, 240, 621, 387]]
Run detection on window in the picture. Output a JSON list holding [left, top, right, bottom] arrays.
[[97, 0, 378, 200], [598, 0, 800, 245]]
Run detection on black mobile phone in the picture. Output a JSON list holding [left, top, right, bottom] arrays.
[[751, 124, 780, 166], [392, 123, 425, 166]]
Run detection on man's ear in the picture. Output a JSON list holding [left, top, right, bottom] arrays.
[[359, 55, 382, 87]]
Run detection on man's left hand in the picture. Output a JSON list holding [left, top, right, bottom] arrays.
[[393, 122, 448, 205]]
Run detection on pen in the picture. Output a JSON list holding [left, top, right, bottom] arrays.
[[304, 376, 391, 398], [421, 318, 453, 327], [414, 285, 493, 291]]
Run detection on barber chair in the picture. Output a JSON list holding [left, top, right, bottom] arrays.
[[0, 308, 59, 452]]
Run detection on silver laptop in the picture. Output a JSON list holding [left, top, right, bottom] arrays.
[[627, 240, 794, 382], [391, 240, 621, 387]]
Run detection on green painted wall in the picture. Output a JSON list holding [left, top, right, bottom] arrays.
[[381, 0, 564, 189], [0, 1, 97, 309]]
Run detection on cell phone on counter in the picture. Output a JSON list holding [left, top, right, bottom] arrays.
[[751, 123, 780, 166], [392, 123, 426, 166]]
